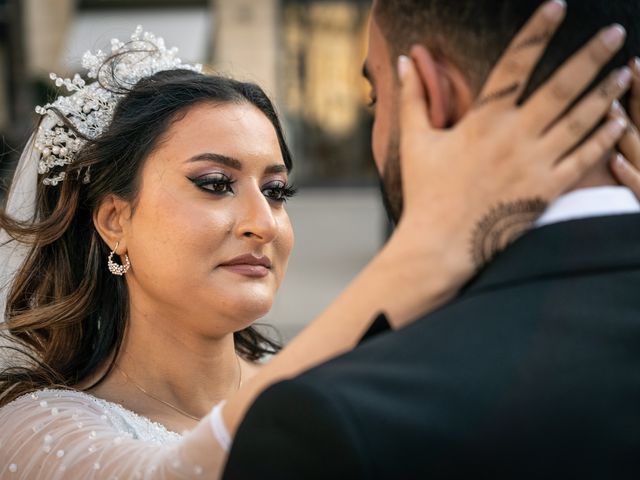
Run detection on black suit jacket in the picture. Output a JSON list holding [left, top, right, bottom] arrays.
[[224, 214, 640, 479]]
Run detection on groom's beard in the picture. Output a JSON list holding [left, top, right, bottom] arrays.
[[379, 136, 403, 225]]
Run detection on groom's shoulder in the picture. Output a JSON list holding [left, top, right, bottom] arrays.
[[296, 212, 640, 390], [226, 214, 640, 478]]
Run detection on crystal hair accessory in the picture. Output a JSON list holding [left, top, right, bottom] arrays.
[[33, 26, 203, 186]]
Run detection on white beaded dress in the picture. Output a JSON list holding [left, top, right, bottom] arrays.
[[0, 388, 226, 479]]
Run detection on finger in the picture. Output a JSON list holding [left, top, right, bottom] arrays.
[[609, 98, 625, 120], [476, 0, 566, 109], [398, 54, 432, 133], [542, 67, 631, 161], [628, 57, 640, 127], [524, 23, 626, 133], [612, 100, 640, 170], [611, 153, 640, 195], [552, 117, 627, 191]]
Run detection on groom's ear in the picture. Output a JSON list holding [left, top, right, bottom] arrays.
[[93, 194, 132, 251], [410, 44, 474, 128]]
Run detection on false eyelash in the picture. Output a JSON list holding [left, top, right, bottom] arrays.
[[189, 175, 297, 202], [189, 175, 236, 194], [264, 183, 298, 202]]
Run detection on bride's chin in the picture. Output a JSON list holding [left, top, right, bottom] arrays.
[[225, 298, 274, 326]]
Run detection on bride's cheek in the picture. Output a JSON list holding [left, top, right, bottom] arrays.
[[275, 214, 295, 280]]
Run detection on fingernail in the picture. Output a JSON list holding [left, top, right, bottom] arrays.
[[610, 117, 628, 136], [633, 57, 640, 74], [543, 0, 566, 20], [602, 24, 626, 50], [614, 153, 628, 169], [397, 55, 410, 80], [611, 99, 624, 114], [617, 67, 632, 88]]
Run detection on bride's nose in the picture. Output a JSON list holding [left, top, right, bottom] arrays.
[[233, 187, 278, 243]]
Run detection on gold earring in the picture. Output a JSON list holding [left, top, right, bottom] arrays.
[[107, 241, 131, 276]]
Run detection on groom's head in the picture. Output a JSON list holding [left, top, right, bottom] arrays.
[[366, 0, 639, 223]]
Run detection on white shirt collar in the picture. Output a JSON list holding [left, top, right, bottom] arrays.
[[534, 186, 640, 228]]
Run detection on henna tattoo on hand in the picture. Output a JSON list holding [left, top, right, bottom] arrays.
[[473, 82, 520, 109], [470, 198, 548, 270], [513, 31, 553, 51], [599, 77, 618, 98], [473, 30, 553, 110]]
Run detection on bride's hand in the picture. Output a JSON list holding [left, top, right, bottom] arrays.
[[392, 0, 630, 313], [609, 59, 640, 191]]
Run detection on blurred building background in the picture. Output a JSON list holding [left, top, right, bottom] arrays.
[[0, 0, 386, 340]]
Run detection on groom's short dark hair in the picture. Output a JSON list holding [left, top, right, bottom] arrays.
[[374, 0, 639, 102]]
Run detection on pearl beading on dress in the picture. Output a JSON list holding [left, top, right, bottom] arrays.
[[0, 389, 206, 478], [34, 26, 202, 186]]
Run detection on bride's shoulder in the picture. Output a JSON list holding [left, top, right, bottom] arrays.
[[0, 388, 107, 418], [0, 387, 184, 445], [0, 388, 152, 477]]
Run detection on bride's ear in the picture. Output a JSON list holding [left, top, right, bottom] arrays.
[[409, 44, 474, 127], [93, 195, 132, 252]]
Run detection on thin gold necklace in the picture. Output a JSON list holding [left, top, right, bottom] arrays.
[[116, 355, 242, 422]]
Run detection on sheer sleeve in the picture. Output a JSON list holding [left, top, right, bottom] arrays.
[[0, 391, 226, 479]]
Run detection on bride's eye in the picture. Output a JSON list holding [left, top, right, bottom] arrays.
[[189, 174, 236, 195], [262, 181, 297, 203]]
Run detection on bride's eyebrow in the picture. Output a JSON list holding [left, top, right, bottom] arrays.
[[187, 153, 243, 170], [265, 164, 288, 174], [186, 152, 288, 174]]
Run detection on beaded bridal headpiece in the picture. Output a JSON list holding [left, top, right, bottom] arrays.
[[34, 26, 202, 186]]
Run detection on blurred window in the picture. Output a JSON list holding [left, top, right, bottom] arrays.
[[0, 0, 31, 203], [79, 0, 207, 9], [281, 0, 376, 187]]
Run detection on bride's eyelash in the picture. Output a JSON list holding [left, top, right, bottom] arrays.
[[188, 175, 297, 202], [262, 182, 298, 203], [189, 174, 236, 195]]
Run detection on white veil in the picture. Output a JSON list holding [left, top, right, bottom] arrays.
[[0, 129, 41, 324]]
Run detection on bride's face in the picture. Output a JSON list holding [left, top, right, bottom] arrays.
[[122, 101, 294, 335]]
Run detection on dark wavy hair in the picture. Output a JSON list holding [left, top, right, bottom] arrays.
[[0, 61, 291, 406]]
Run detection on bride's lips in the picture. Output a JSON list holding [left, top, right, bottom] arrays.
[[219, 254, 272, 278]]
